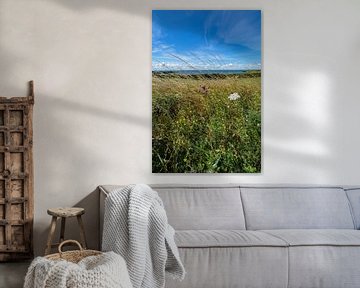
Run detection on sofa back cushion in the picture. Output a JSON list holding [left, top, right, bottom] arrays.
[[152, 185, 246, 230], [240, 186, 355, 230]]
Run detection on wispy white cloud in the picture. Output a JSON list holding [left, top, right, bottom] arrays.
[[152, 44, 175, 54], [204, 11, 261, 51], [152, 22, 164, 42], [152, 50, 261, 71], [152, 11, 261, 71], [152, 21, 176, 55]]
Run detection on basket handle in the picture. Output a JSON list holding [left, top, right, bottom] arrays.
[[58, 240, 83, 255]]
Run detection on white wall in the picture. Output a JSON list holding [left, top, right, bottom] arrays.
[[0, 0, 359, 255]]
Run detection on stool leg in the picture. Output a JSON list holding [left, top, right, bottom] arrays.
[[60, 217, 66, 243], [77, 215, 87, 249], [45, 216, 57, 255]]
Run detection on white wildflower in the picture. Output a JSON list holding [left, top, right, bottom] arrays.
[[228, 92, 240, 101]]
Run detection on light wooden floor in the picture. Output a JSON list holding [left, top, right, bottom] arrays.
[[0, 261, 30, 288]]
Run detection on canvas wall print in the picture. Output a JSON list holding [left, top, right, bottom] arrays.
[[152, 10, 261, 173]]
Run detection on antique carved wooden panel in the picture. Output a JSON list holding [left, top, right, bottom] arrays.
[[0, 81, 34, 261]]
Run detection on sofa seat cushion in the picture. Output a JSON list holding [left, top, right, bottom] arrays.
[[175, 230, 288, 248], [165, 246, 289, 288], [262, 229, 360, 246]]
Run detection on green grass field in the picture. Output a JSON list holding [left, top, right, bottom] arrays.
[[152, 71, 261, 173]]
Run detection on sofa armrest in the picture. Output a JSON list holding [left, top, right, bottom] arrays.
[[98, 186, 109, 250]]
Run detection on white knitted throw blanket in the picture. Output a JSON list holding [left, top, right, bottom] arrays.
[[102, 184, 185, 288], [24, 251, 133, 288]]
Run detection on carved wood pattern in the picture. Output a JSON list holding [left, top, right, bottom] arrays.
[[0, 81, 34, 261]]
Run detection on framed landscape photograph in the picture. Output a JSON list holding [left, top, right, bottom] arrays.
[[152, 10, 261, 173]]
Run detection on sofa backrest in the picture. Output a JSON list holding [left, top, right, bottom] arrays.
[[240, 186, 355, 230], [100, 184, 246, 231], [100, 184, 358, 231], [152, 185, 246, 230]]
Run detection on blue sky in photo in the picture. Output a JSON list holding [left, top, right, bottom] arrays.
[[152, 10, 261, 71]]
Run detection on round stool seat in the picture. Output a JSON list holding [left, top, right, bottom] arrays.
[[47, 207, 85, 218]]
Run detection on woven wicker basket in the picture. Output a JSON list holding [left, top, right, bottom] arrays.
[[45, 240, 102, 263]]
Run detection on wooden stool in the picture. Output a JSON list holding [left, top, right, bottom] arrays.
[[45, 207, 87, 255]]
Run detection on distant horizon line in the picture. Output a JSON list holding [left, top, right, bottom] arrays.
[[152, 69, 261, 71]]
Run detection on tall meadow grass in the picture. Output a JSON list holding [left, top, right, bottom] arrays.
[[152, 71, 261, 173]]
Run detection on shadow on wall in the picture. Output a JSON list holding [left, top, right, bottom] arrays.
[[54, 0, 147, 14], [40, 96, 149, 128], [33, 94, 150, 256], [52, 0, 216, 14], [33, 96, 103, 256], [0, 0, 152, 254], [0, 69, 148, 256]]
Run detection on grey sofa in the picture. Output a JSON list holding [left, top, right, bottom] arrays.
[[99, 185, 360, 288]]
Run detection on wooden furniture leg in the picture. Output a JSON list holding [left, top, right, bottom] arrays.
[[45, 216, 57, 255], [60, 217, 66, 243], [77, 215, 87, 249], [46, 207, 87, 252]]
